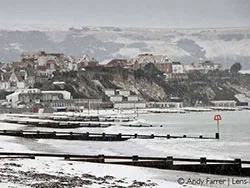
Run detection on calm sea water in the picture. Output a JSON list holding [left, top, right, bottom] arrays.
[[5, 111, 250, 161]]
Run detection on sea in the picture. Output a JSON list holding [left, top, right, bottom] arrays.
[[10, 110, 250, 162]]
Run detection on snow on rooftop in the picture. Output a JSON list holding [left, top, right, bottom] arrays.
[[239, 70, 250, 74], [235, 94, 250, 102], [136, 54, 171, 64]]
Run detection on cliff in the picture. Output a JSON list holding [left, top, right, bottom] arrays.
[[38, 66, 250, 106]]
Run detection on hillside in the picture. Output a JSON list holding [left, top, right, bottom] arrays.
[[0, 26, 250, 69], [37, 66, 250, 106]]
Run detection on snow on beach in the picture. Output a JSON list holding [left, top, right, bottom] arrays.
[[0, 156, 249, 188], [0, 157, 180, 188], [0, 111, 249, 187]]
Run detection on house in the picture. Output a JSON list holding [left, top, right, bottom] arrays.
[[146, 102, 183, 108], [184, 61, 221, 73], [0, 69, 26, 91], [0, 68, 35, 91], [114, 102, 146, 109], [104, 88, 140, 103], [234, 94, 250, 106], [171, 62, 187, 80], [109, 95, 123, 102], [64, 55, 77, 71], [201, 61, 221, 71], [116, 89, 130, 97], [104, 89, 115, 97], [6, 89, 71, 108], [21, 51, 65, 74], [133, 54, 172, 73], [210, 100, 237, 108], [50, 98, 103, 111], [127, 95, 139, 102], [77, 54, 99, 69], [172, 62, 184, 74]]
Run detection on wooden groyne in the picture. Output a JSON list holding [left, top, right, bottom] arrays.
[[0, 152, 249, 176], [2, 119, 162, 128], [2, 119, 114, 128], [6, 114, 134, 122], [0, 129, 218, 141]]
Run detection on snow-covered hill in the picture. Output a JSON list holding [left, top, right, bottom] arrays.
[[0, 26, 250, 69]]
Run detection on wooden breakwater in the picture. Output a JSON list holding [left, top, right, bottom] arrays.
[[0, 129, 218, 141], [2, 119, 163, 128], [2, 119, 114, 128], [0, 152, 249, 176], [6, 114, 134, 122]]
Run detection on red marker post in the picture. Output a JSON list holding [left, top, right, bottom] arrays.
[[214, 114, 222, 139]]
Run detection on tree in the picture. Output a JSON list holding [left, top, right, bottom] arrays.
[[143, 63, 163, 77], [230, 62, 242, 74]]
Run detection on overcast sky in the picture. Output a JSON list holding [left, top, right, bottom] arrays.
[[0, 0, 249, 28]]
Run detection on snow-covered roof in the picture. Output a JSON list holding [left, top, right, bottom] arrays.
[[239, 70, 250, 74], [210, 100, 236, 103], [41, 90, 71, 99], [77, 54, 98, 64], [234, 94, 250, 102], [135, 54, 171, 64]]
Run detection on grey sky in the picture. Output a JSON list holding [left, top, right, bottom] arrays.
[[0, 0, 249, 28]]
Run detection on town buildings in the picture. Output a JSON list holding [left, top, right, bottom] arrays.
[[0, 68, 35, 91], [103, 88, 145, 109], [210, 100, 237, 108], [6, 89, 71, 108], [106, 59, 132, 68], [77, 54, 99, 69], [234, 94, 250, 106], [133, 54, 172, 73], [146, 102, 183, 108], [184, 61, 221, 73], [0, 51, 230, 110], [132, 54, 188, 80]]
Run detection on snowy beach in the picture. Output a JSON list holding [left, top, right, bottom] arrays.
[[0, 110, 249, 187]]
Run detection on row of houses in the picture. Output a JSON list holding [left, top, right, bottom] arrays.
[[1, 51, 221, 83], [3, 88, 184, 111], [21, 51, 99, 75], [0, 51, 222, 93], [6, 88, 71, 108], [0, 52, 101, 91], [5, 89, 243, 111], [105, 54, 221, 80], [104, 89, 140, 102]]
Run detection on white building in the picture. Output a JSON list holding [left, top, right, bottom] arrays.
[[146, 102, 183, 108], [210, 100, 237, 108], [234, 94, 250, 106], [0, 70, 26, 91], [127, 95, 139, 102], [41, 90, 71, 100], [116, 89, 130, 97], [114, 102, 146, 109], [109, 95, 123, 102], [6, 89, 71, 108], [172, 62, 184, 74], [104, 89, 115, 97], [184, 61, 221, 73], [104, 89, 140, 103], [134, 54, 172, 73], [63, 55, 77, 71], [77, 54, 99, 69]]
